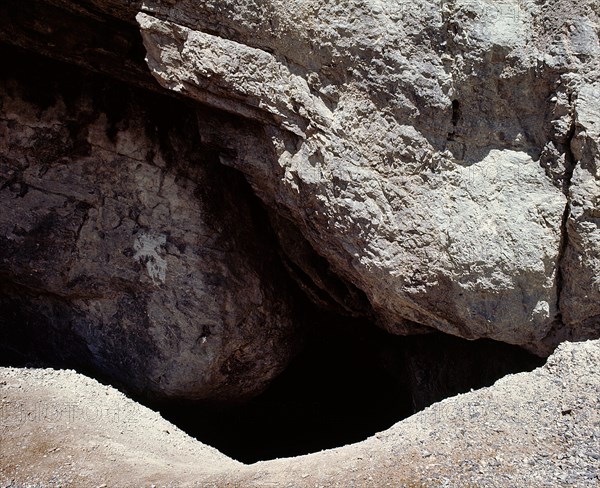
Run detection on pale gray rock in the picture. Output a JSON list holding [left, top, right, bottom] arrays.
[[136, 0, 600, 352], [561, 81, 600, 343], [0, 53, 299, 401], [1, 0, 599, 407]]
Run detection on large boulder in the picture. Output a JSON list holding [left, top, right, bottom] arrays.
[[136, 0, 600, 353], [0, 49, 299, 401]]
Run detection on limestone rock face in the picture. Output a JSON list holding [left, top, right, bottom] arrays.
[[0, 51, 299, 401], [562, 82, 600, 342], [1, 0, 600, 399], [136, 0, 600, 352]]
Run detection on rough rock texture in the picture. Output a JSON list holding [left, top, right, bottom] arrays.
[[1, 340, 598, 487], [0, 1, 598, 484], [1, 0, 600, 406], [562, 81, 600, 341], [134, 0, 600, 353], [0, 48, 300, 401]]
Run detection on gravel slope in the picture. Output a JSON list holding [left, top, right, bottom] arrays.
[[1, 340, 599, 487]]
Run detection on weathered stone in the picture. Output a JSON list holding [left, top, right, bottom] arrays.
[[561, 81, 600, 342], [1, 0, 599, 404], [0, 49, 300, 401], [135, 0, 600, 352]]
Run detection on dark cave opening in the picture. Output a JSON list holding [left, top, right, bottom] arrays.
[[157, 316, 413, 463], [0, 287, 544, 464], [0, 16, 546, 465], [156, 314, 543, 464]]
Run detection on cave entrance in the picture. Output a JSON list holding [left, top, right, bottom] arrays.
[[0, 21, 545, 464], [0, 283, 547, 465], [159, 317, 413, 462], [157, 315, 543, 464]]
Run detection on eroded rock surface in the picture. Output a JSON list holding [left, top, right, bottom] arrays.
[[0, 48, 300, 401], [1, 0, 600, 403], [562, 81, 600, 342], [136, 0, 600, 352]]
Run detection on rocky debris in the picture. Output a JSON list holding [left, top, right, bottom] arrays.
[[0, 47, 301, 402], [0, 4, 598, 485], [0, 366, 241, 487], [1, 340, 598, 487], [135, 0, 600, 353], [0, 0, 598, 471]]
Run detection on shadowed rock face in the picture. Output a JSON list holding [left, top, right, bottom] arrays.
[[0, 46, 301, 401]]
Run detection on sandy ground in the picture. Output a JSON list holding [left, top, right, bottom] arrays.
[[1, 340, 599, 487]]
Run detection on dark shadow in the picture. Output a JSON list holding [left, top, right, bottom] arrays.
[[157, 315, 414, 462], [156, 314, 543, 464]]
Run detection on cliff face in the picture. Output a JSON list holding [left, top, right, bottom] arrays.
[[134, 0, 600, 353], [0, 0, 599, 402], [0, 46, 302, 401]]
